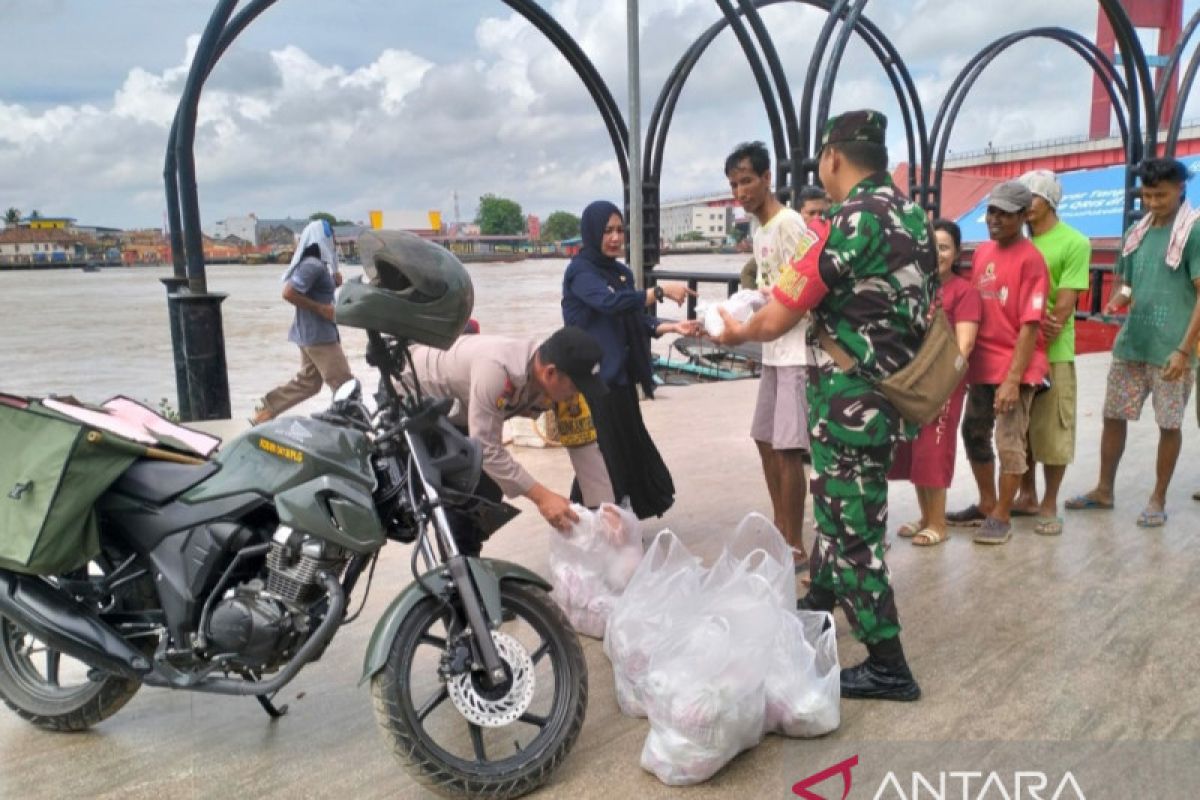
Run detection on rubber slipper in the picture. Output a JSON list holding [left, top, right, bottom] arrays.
[[1136, 508, 1167, 528], [1065, 494, 1114, 511], [912, 527, 946, 547], [896, 520, 923, 538], [946, 504, 988, 527], [1033, 516, 1064, 536]]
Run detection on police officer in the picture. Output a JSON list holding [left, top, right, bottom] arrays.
[[402, 326, 615, 553], [718, 110, 934, 701]]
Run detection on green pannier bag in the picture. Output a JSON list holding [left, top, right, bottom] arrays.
[[0, 401, 143, 576]]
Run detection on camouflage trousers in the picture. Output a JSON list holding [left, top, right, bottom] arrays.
[[806, 365, 902, 645]]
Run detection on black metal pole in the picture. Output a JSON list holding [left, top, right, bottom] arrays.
[[169, 0, 238, 420]]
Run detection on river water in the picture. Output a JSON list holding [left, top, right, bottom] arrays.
[[0, 254, 747, 418]]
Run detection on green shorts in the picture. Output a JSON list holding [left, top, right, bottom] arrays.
[[1029, 361, 1077, 466]]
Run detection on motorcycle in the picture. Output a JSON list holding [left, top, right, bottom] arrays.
[[0, 245, 588, 799]]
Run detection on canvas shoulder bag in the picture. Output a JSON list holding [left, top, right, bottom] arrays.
[[816, 307, 966, 427]]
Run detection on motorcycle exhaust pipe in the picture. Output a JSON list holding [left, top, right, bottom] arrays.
[[0, 570, 152, 681]]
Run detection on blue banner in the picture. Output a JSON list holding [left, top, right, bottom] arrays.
[[955, 155, 1200, 242]]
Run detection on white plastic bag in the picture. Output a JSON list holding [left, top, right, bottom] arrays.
[[604, 530, 704, 716], [607, 515, 841, 785], [636, 528, 787, 785], [762, 609, 841, 738], [547, 503, 643, 639], [698, 289, 767, 338], [639, 616, 766, 785]]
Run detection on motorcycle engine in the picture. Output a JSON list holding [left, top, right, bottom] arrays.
[[206, 585, 297, 671], [204, 526, 349, 672]]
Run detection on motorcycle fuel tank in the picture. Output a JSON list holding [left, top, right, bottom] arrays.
[[181, 416, 375, 502]]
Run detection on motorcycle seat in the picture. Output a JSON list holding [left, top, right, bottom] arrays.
[[111, 459, 220, 505]]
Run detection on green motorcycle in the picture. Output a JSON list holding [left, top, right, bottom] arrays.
[[0, 232, 587, 799]]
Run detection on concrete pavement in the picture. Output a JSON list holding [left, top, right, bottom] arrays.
[[2, 351, 1199, 798]]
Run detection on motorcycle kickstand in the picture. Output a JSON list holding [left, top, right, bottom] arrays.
[[255, 692, 289, 719]]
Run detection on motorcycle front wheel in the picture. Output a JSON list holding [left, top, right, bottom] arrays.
[[371, 582, 587, 799]]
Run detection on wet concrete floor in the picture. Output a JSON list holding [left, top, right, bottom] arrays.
[[1, 352, 1198, 798]]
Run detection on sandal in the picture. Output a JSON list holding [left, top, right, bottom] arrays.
[[896, 520, 923, 538], [1065, 494, 1114, 511], [1033, 516, 1064, 536], [912, 528, 946, 547], [1136, 508, 1167, 528]]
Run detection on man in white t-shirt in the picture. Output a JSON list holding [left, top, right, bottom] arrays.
[[725, 141, 810, 566]]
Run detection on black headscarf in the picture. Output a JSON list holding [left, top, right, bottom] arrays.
[[576, 200, 656, 397]]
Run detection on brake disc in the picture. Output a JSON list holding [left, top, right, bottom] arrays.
[[446, 630, 536, 728]]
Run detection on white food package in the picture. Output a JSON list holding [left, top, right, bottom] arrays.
[[547, 503, 644, 639], [606, 514, 842, 786]]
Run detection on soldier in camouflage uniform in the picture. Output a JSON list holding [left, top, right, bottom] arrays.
[[718, 110, 934, 701]]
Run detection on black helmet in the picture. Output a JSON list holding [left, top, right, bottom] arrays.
[[335, 229, 474, 349]]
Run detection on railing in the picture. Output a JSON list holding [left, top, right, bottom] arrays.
[[646, 269, 742, 320]]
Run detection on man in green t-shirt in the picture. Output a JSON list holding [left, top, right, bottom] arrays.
[[1011, 170, 1091, 536], [1067, 159, 1200, 528]]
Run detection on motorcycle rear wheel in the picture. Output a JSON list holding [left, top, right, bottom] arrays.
[[0, 616, 143, 733], [0, 551, 156, 732], [371, 582, 587, 799]]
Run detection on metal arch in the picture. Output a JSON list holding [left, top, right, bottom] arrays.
[[1163, 9, 1200, 157], [712, 0, 790, 183], [797, 0, 852, 166], [168, 0, 631, 290], [812, 0, 870, 153], [500, 0, 628, 182], [810, 0, 927, 204], [1166, 43, 1200, 158], [174, 0, 240, 293], [1097, 0, 1157, 158], [733, 0, 802, 189], [644, 0, 925, 202], [165, 0, 278, 283], [1156, 7, 1200, 136], [927, 28, 1134, 219]]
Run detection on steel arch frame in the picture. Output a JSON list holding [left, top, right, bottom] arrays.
[[925, 27, 1136, 219], [164, 0, 1172, 418]]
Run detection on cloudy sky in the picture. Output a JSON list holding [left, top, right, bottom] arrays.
[[1, 0, 1198, 230]]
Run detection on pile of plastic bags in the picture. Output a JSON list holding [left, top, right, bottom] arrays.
[[697, 289, 767, 338], [604, 514, 840, 786], [546, 503, 644, 639]]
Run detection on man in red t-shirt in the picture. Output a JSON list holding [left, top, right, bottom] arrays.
[[947, 182, 1050, 544]]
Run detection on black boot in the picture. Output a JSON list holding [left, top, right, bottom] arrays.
[[840, 637, 921, 701], [796, 585, 836, 613]]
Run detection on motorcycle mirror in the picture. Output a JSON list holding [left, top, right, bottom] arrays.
[[333, 378, 363, 404]]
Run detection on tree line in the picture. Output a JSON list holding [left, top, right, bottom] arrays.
[[475, 194, 580, 241]]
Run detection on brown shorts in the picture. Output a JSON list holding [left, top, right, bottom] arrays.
[[1029, 362, 1077, 466], [750, 365, 810, 451], [961, 383, 1037, 475]]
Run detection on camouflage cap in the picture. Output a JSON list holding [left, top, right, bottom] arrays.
[[820, 109, 887, 149]]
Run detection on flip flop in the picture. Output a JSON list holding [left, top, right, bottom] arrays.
[[912, 527, 947, 547], [1033, 516, 1064, 536], [1065, 494, 1114, 511], [1136, 508, 1167, 528]]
